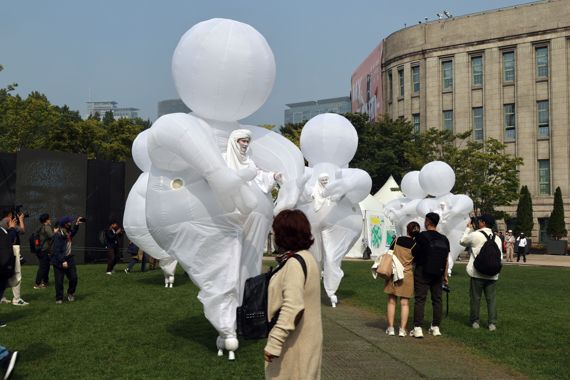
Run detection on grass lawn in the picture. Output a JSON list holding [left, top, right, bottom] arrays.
[[1, 264, 266, 380], [337, 260, 570, 380]]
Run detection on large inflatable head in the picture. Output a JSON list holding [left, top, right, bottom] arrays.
[[419, 160, 455, 197], [172, 18, 276, 121], [300, 113, 358, 167], [400, 171, 427, 200], [132, 130, 152, 172]]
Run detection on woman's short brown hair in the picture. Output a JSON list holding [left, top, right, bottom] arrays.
[[272, 209, 314, 252], [407, 221, 421, 238]]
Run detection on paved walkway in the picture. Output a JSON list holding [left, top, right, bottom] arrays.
[[321, 301, 528, 380]]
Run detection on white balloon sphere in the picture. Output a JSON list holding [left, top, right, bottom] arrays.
[[132, 130, 152, 172], [419, 161, 456, 196], [300, 113, 358, 167], [400, 171, 427, 199], [172, 18, 276, 121]]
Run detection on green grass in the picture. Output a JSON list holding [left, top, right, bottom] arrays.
[[337, 261, 570, 380], [1, 265, 266, 380]]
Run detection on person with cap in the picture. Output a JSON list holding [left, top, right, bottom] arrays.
[[34, 213, 54, 289], [516, 233, 528, 263], [460, 214, 503, 331], [51, 216, 84, 304], [410, 212, 450, 338], [1, 211, 29, 306], [104, 221, 123, 275], [505, 230, 516, 262]]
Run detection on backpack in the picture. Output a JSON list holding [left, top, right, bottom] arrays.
[[423, 232, 449, 277], [237, 254, 307, 340], [474, 231, 503, 276], [28, 229, 42, 255], [98, 230, 107, 247]]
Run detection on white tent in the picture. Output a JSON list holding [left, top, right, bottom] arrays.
[[345, 176, 402, 258]]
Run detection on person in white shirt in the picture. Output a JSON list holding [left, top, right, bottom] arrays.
[[460, 214, 503, 331], [516, 233, 528, 263]]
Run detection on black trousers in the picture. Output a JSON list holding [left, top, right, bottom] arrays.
[[516, 246, 527, 262], [53, 257, 78, 301], [35, 251, 51, 285], [413, 265, 443, 328], [106, 247, 120, 272]]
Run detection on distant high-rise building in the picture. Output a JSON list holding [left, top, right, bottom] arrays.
[[158, 99, 191, 118], [87, 101, 139, 119], [284, 96, 351, 125]]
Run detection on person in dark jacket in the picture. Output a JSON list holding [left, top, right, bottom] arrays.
[[51, 216, 83, 304], [0, 209, 17, 326], [105, 221, 123, 275], [410, 212, 450, 339], [34, 213, 54, 289]]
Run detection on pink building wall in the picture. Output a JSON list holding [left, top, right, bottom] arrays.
[[351, 41, 383, 121]]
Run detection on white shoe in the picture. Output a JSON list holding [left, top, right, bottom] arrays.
[[472, 321, 480, 329], [398, 328, 407, 337], [429, 325, 441, 336], [12, 298, 29, 306], [0, 298, 10, 304], [330, 295, 338, 308], [164, 283, 168, 288], [410, 327, 423, 338], [489, 324, 497, 332], [385, 327, 395, 336], [169, 283, 173, 288], [106, 272, 112, 275]]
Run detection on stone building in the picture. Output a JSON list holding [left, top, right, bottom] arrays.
[[376, 0, 570, 242]]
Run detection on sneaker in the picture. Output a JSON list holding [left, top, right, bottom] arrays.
[[55, 300, 63, 305], [489, 324, 497, 331], [33, 285, 42, 290], [472, 321, 480, 329], [429, 325, 441, 336], [410, 327, 424, 338], [67, 294, 75, 302], [12, 299, 29, 306], [0, 321, 6, 328], [0, 298, 9, 304], [1, 351, 18, 379], [106, 272, 112, 275], [385, 326, 395, 336], [124, 268, 129, 274], [398, 328, 407, 337]]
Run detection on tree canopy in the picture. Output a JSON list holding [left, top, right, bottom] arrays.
[[0, 66, 149, 161], [547, 186, 567, 240]]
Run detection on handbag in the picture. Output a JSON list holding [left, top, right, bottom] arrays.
[[376, 250, 393, 280]]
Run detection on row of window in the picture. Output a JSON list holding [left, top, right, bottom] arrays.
[[410, 100, 550, 141], [389, 46, 550, 98]]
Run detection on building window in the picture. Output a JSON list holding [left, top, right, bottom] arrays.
[[503, 51, 515, 82], [538, 159, 550, 195], [388, 71, 393, 101], [412, 113, 420, 133], [539, 217, 549, 243], [442, 60, 453, 91], [538, 100, 549, 138], [411, 65, 420, 94], [471, 56, 483, 87], [504, 104, 516, 141], [536, 46, 549, 79], [472, 107, 484, 141], [443, 110, 453, 132], [398, 68, 404, 97]]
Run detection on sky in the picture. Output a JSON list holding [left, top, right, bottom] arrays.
[[1, 0, 528, 126]]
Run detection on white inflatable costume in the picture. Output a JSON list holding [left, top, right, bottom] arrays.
[[124, 19, 304, 361], [297, 114, 372, 307]]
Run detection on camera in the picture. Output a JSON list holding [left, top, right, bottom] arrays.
[[470, 216, 478, 227], [11, 205, 29, 218], [442, 283, 451, 293]]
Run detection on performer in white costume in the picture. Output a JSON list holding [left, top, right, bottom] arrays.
[[297, 113, 372, 308], [125, 19, 304, 361]]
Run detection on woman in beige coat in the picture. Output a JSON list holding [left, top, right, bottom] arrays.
[[264, 209, 322, 380]]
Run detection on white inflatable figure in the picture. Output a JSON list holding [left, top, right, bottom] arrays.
[[385, 171, 427, 235], [417, 161, 473, 273], [123, 130, 180, 289], [297, 113, 372, 308], [138, 19, 304, 361]]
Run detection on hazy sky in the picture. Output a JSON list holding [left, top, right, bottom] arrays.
[[1, 0, 526, 126]]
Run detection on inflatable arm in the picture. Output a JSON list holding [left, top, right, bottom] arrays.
[[323, 168, 372, 204]]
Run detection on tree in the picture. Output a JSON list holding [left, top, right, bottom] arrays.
[[547, 186, 567, 240], [515, 185, 534, 236], [279, 122, 303, 148]]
